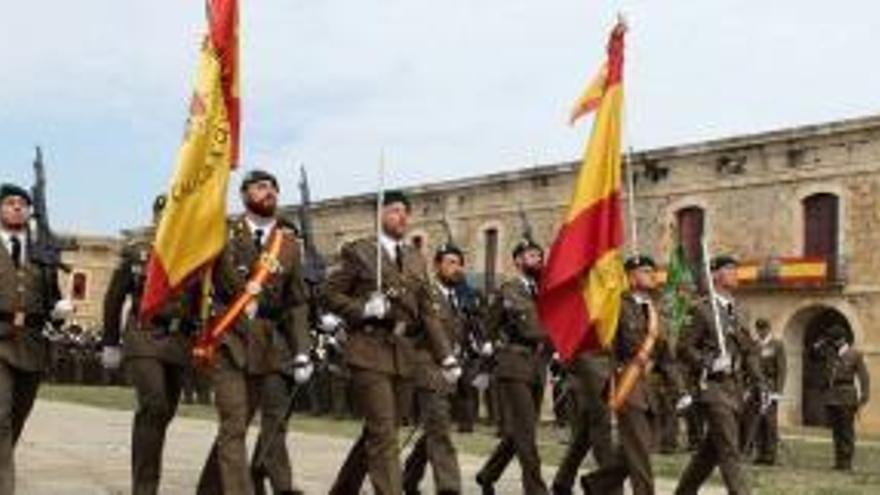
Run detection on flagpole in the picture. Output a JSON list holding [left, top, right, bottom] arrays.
[[625, 146, 639, 256], [376, 149, 386, 294]]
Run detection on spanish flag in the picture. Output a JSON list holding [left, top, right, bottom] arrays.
[[539, 21, 627, 361], [140, 0, 240, 320]]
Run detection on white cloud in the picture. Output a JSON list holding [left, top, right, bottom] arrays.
[[1, 0, 878, 233]]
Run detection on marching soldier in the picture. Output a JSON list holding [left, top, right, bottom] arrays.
[[550, 349, 615, 495], [101, 194, 200, 495], [580, 255, 682, 495], [816, 324, 870, 471], [326, 190, 460, 495], [475, 239, 550, 495], [196, 170, 312, 495], [674, 255, 765, 495], [401, 243, 467, 495], [0, 183, 70, 494], [741, 318, 786, 465]]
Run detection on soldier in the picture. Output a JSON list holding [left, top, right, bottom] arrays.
[[674, 255, 765, 495], [580, 255, 683, 495], [816, 324, 870, 471], [196, 170, 312, 495], [741, 318, 786, 465], [475, 239, 550, 495], [550, 349, 615, 495], [101, 194, 200, 495], [0, 183, 71, 494], [401, 243, 467, 495], [326, 190, 460, 495]]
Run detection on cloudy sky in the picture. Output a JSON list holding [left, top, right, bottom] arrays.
[[1, 1, 878, 235]]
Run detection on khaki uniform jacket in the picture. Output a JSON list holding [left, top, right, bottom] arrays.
[[488, 276, 548, 385], [824, 346, 871, 407], [411, 282, 466, 392], [614, 293, 681, 411], [0, 236, 60, 372], [102, 240, 196, 366], [677, 295, 764, 410], [323, 237, 452, 378], [212, 217, 310, 375], [758, 337, 787, 394]]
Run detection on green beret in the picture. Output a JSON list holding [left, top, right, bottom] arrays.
[[0, 184, 32, 205], [240, 169, 279, 192], [624, 254, 657, 271]]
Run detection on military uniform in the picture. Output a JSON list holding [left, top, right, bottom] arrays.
[[582, 293, 681, 495], [476, 276, 550, 495], [326, 236, 453, 495], [401, 281, 464, 494], [741, 334, 786, 464], [196, 216, 310, 495], [102, 240, 197, 495], [674, 294, 764, 495], [550, 351, 615, 494], [820, 339, 870, 470], [0, 229, 60, 495], [250, 336, 299, 495]]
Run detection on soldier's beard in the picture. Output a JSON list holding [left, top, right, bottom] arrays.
[[245, 198, 276, 218], [524, 265, 543, 280]]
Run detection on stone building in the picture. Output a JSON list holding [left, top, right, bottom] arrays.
[[289, 114, 880, 432], [59, 234, 122, 334]]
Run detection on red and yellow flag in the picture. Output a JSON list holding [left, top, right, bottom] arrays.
[[140, 0, 240, 320], [539, 21, 627, 361]]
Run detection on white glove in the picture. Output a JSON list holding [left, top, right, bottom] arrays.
[[292, 353, 314, 384], [101, 346, 123, 370], [472, 372, 490, 391], [479, 341, 494, 357], [319, 313, 343, 333], [363, 292, 390, 320], [441, 355, 462, 384], [676, 394, 693, 411], [244, 300, 258, 319], [51, 299, 75, 321], [767, 393, 782, 403], [710, 354, 732, 374]]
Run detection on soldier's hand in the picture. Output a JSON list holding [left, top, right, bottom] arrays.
[[479, 341, 494, 357], [51, 299, 75, 321], [101, 346, 123, 370], [363, 292, 390, 320], [319, 313, 343, 334], [710, 354, 732, 374], [291, 353, 314, 384], [676, 394, 693, 411], [441, 355, 462, 384], [472, 372, 490, 391]]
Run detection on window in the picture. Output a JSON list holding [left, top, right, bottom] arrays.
[[676, 206, 705, 271], [803, 193, 839, 277], [484, 228, 499, 292], [71, 272, 88, 301]]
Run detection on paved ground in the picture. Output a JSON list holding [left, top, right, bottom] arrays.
[[16, 400, 717, 494]]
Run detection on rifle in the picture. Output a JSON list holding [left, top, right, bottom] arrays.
[[297, 165, 327, 327], [30, 147, 75, 271], [517, 202, 535, 244]]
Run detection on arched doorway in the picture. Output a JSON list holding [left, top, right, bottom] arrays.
[[787, 306, 853, 426]]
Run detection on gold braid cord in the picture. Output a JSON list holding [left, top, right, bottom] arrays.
[[192, 229, 284, 367], [607, 302, 659, 412]]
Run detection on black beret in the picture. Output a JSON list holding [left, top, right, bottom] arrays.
[[240, 169, 279, 192], [624, 254, 656, 272], [710, 255, 738, 272], [0, 184, 32, 205], [512, 239, 543, 259], [434, 243, 464, 263], [152, 194, 167, 214], [382, 190, 411, 211]]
